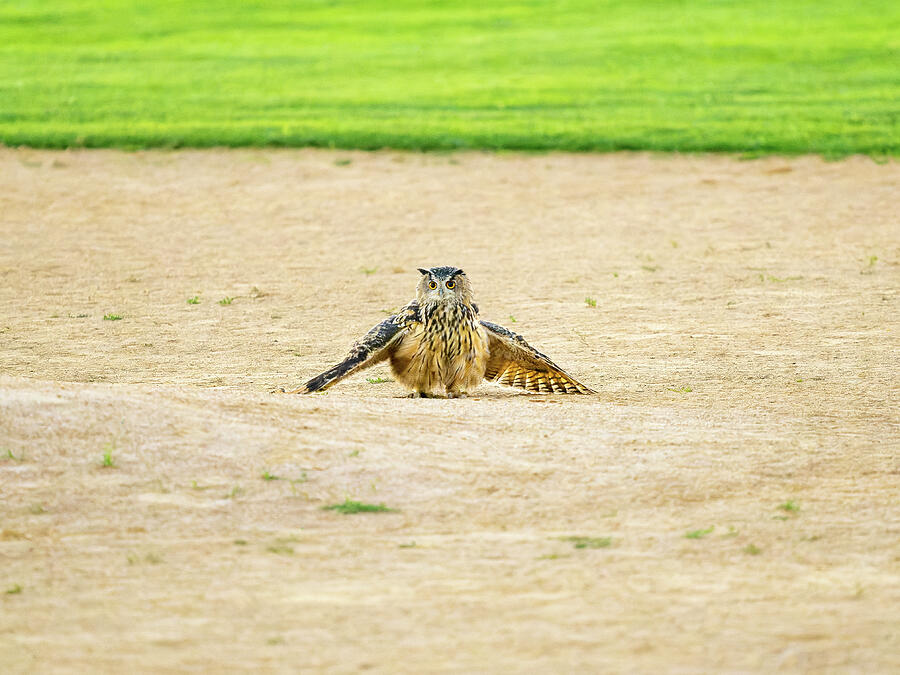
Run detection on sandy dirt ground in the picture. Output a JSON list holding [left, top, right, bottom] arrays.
[[0, 148, 898, 673]]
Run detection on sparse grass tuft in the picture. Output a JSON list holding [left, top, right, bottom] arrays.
[[266, 544, 294, 555], [322, 499, 396, 514], [218, 296, 234, 305], [233, 539, 248, 546], [6, 584, 23, 594], [508, 315, 517, 323], [261, 471, 279, 481], [778, 500, 800, 513], [744, 543, 762, 555], [668, 386, 693, 393], [225, 485, 243, 499], [560, 536, 612, 549], [334, 158, 352, 166], [398, 541, 417, 548], [685, 526, 715, 539], [360, 266, 378, 275], [100, 443, 115, 468], [4, 448, 24, 462], [365, 376, 391, 384], [103, 313, 122, 321], [861, 255, 878, 274], [187, 296, 200, 305], [584, 297, 597, 308]]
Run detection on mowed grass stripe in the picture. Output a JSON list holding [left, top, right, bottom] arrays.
[[1, 0, 898, 155]]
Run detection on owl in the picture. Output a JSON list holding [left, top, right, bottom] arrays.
[[285, 266, 594, 397]]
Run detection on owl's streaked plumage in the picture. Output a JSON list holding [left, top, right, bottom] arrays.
[[285, 266, 594, 397]]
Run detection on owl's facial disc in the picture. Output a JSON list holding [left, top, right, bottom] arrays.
[[417, 266, 467, 304]]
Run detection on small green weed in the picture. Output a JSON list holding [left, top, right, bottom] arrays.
[[685, 526, 714, 539], [267, 544, 294, 555], [641, 264, 659, 272], [584, 297, 597, 308], [365, 376, 391, 384], [322, 500, 396, 514], [101, 443, 115, 468], [29, 503, 46, 515], [398, 541, 417, 548], [508, 315, 517, 323], [187, 296, 200, 304], [335, 158, 352, 166], [261, 471, 279, 481], [668, 386, 693, 393], [233, 539, 248, 546], [560, 536, 612, 549], [778, 500, 800, 513], [225, 485, 243, 499], [218, 296, 234, 305], [103, 313, 122, 321], [861, 255, 878, 274], [360, 266, 377, 275], [266, 637, 286, 646], [744, 543, 762, 555], [6, 584, 23, 595], [4, 448, 23, 462]]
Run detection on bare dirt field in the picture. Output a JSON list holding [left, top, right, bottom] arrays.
[[1, 148, 898, 673]]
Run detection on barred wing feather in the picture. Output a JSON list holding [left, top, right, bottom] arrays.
[[481, 320, 594, 394]]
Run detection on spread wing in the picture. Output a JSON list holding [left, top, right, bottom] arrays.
[[286, 301, 419, 394], [481, 320, 595, 394]]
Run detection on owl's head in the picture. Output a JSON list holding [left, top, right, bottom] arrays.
[[416, 266, 474, 306]]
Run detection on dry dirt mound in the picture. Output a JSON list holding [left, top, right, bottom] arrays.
[[1, 149, 898, 672]]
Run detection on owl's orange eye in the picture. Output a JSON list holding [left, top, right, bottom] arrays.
[[428, 281, 437, 290], [445, 280, 456, 289]]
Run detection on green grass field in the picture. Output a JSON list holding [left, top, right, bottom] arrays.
[[1, 0, 898, 155]]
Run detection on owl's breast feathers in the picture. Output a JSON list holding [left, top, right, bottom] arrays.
[[390, 300, 488, 395]]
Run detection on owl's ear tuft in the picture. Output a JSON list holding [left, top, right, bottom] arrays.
[[417, 268, 430, 276]]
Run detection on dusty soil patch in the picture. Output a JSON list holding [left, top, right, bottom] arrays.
[[1, 148, 898, 673]]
